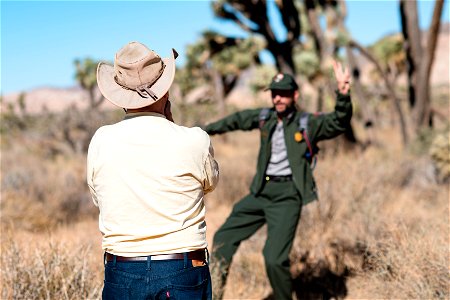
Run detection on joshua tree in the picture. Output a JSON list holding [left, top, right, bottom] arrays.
[[179, 31, 263, 117], [212, 0, 300, 75], [400, 0, 445, 130], [74, 58, 105, 109]]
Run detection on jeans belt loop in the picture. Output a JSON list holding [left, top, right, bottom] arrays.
[[183, 253, 188, 268], [146, 256, 151, 271]]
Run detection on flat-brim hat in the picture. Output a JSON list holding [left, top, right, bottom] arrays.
[[97, 41, 178, 109]]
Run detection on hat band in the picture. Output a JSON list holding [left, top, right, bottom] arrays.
[[114, 61, 166, 100]]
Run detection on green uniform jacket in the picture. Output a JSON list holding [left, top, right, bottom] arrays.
[[205, 92, 352, 205]]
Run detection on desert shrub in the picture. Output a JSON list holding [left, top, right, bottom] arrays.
[[289, 146, 449, 299], [429, 129, 450, 183], [1, 151, 95, 231], [363, 223, 449, 299], [2, 91, 449, 299], [0, 93, 31, 133], [1, 129, 98, 231], [207, 132, 449, 298], [1, 107, 123, 231], [1, 234, 102, 300]]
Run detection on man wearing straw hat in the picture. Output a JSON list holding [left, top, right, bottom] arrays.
[[87, 41, 219, 299]]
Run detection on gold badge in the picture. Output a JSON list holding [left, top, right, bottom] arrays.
[[294, 132, 303, 142], [274, 73, 284, 82]]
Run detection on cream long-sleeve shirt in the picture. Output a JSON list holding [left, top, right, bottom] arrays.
[[87, 112, 219, 256]]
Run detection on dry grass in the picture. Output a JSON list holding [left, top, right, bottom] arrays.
[[1, 148, 95, 231], [294, 138, 449, 299], [1, 106, 449, 299], [205, 128, 449, 299], [1, 221, 103, 299], [0, 109, 113, 231]]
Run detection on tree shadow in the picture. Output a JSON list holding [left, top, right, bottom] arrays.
[[263, 240, 369, 300], [262, 261, 349, 300], [292, 260, 349, 300]]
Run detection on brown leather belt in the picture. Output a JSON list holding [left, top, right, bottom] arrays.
[[105, 249, 207, 262]]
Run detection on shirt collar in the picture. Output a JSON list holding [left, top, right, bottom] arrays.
[[123, 112, 166, 120], [279, 110, 296, 125]]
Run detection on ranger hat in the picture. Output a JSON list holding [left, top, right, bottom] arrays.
[[97, 41, 178, 109], [266, 73, 298, 91]]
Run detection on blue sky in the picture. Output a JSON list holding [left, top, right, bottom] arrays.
[[1, 0, 449, 94]]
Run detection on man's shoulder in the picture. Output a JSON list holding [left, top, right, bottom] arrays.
[[289, 111, 325, 130], [294, 110, 324, 119], [88, 124, 117, 151], [172, 124, 210, 142], [169, 125, 211, 156], [91, 124, 114, 138], [173, 123, 206, 134]]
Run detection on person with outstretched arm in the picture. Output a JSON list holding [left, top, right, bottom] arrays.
[[205, 61, 352, 300]]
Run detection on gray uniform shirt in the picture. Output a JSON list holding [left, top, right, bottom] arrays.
[[265, 121, 292, 176]]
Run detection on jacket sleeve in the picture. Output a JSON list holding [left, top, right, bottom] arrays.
[[310, 91, 352, 142], [204, 109, 261, 135]]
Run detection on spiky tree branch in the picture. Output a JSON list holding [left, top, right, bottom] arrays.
[[212, 0, 300, 74]]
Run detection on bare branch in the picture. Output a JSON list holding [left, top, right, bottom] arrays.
[[422, 0, 444, 80], [305, 0, 327, 59], [276, 0, 301, 42], [212, 1, 255, 33]]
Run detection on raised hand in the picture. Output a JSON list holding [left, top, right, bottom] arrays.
[[332, 60, 351, 95]]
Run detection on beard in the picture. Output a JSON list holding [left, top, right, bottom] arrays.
[[274, 102, 296, 117]]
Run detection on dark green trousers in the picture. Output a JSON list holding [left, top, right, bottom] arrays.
[[211, 180, 302, 300]]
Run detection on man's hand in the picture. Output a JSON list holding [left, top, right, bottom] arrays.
[[332, 60, 350, 95]]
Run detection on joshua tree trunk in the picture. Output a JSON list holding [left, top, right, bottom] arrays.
[[399, 0, 445, 130], [212, 0, 300, 75], [345, 46, 377, 146], [349, 40, 409, 146], [211, 69, 226, 118]]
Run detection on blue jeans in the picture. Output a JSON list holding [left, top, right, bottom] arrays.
[[102, 254, 212, 300]]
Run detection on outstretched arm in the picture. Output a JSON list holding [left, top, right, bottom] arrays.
[[204, 109, 262, 135], [333, 60, 351, 95]]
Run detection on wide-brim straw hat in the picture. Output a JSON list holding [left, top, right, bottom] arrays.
[[97, 41, 178, 109]]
